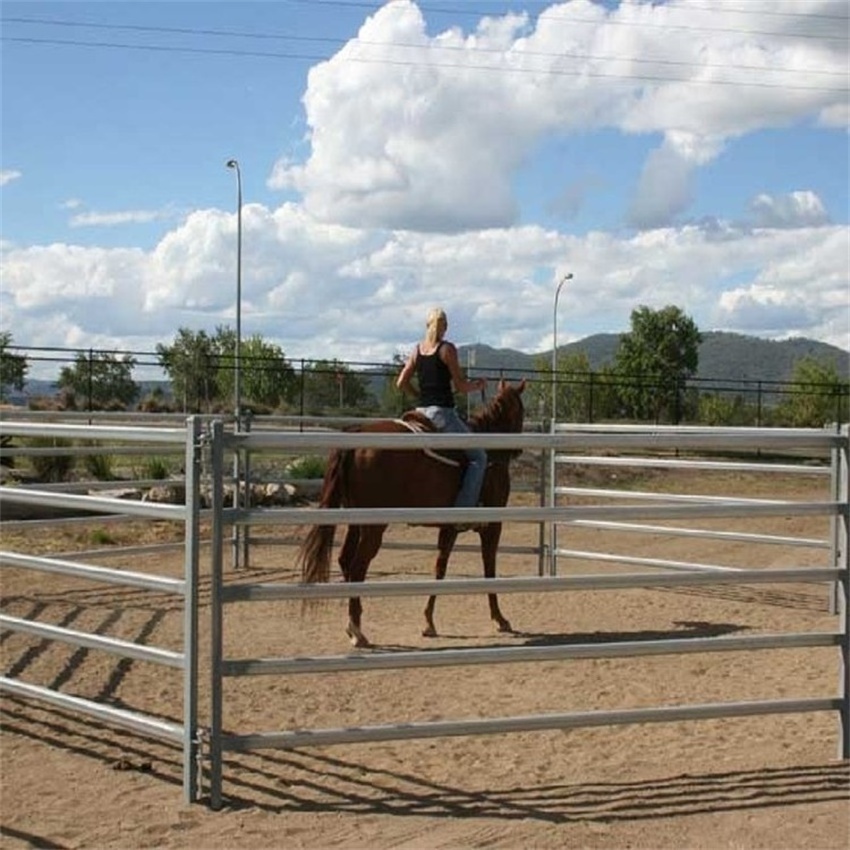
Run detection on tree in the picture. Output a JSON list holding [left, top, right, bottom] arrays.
[[586, 366, 624, 423], [57, 350, 139, 410], [302, 359, 373, 413], [0, 331, 28, 401], [157, 328, 221, 413], [158, 326, 298, 414], [216, 332, 298, 412], [698, 393, 759, 427], [614, 305, 702, 423], [531, 350, 593, 422], [776, 357, 850, 427]]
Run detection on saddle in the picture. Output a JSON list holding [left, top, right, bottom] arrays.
[[401, 410, 437, 431]]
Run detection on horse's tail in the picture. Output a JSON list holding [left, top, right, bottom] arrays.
[[296, 448, 347, 585]]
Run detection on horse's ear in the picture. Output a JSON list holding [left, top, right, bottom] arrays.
[[517, 379, 526, 394], [498, 378, 507, 393]]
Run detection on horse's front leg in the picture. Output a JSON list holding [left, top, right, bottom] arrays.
[[423, 526, 458, 637], [481, 523, 512, 633]]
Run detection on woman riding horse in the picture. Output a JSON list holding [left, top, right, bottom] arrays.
[[296, 377, 526, 648]]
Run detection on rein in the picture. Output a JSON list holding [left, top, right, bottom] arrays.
[[394, 418, 462, 467]]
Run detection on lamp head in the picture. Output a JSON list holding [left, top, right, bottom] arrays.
[[226, 159, 238, 169]]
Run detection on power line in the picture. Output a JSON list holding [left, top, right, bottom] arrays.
[[284, 0, 850, 37], [3, 35, 846, 93], [273, 0, 850, 26], [641, 0, 848, 21], [3, 16, 845, 78]]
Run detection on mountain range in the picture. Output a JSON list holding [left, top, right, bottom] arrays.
[[459, 331, 849, 386]]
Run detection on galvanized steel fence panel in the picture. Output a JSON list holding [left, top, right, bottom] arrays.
[[205, 422, 849, 810], [0, 416, 203, 803]]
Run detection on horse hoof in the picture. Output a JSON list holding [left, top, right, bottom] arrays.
[[496, 620, 513, 634], [422, 625, 437, 638], [346, 625, 370, 648]]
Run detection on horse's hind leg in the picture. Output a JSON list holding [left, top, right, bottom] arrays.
[[423, 526, 459, 637], [340, 524, 386, 648], [337, 526, 363, 643]]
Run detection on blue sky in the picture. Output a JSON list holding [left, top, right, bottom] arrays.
[[1, 0, 848, 378]]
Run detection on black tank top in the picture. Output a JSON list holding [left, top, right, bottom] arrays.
[[416, 342, 455, 407]]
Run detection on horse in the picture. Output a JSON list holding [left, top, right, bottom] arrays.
[[296, 378, 526, 647]]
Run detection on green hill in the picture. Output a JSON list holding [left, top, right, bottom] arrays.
[[460, 332, 849, 384]]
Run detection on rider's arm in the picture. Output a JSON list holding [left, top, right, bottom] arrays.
[[440, 342, 486, 394], [396, 347, 418, 396]]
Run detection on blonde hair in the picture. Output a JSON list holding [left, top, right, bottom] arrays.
[[424, 307, 447, 346]]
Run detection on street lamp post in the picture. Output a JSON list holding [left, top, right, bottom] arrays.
[[551, 272, 573, 423], [226, 159, 244, 569], [549, 271, 573, 579], [226, 159, 242, 422]]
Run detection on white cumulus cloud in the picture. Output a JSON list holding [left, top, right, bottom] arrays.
[[269, 0, 848, 233], [748, 191, 830, 229], [2, 203, 847, 372]]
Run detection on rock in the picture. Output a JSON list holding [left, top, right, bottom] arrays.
[[143, 483, 186, 504], [94, 488, 144, 501]]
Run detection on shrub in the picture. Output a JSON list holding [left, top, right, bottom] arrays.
[[27, 395, 64, 411], [139, 393, 178, 413], [83, 450, 114, 480], [1, 435, 14, 469], [89, 528, 116, 546], [285, 455, 327, 479], [138, 456, 172, 480], [27, 437, 76, 482]]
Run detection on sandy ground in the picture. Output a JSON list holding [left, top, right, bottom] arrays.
[[1, 464, 848, 849]]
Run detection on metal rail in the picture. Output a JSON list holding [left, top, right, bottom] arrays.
[[223, 632, 841, 677], [221, 698, 841, 752]]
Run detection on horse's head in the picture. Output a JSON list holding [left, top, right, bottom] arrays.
[[495, 378, 526, 433], [471, 378, 526, 436]]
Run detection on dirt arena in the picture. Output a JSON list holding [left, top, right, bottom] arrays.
[[1, 465, 848, 849]]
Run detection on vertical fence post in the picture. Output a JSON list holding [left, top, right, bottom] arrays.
[[182, 416, 202, 802], [299, 359, 306, 428], [537, 418, 547, 578], [242, 412, 252, 569], [231, 410, 241, 571], [836, 425, 849, 760], [209, 419, 225, 809], [548, 418, 557, 577], [87, 348, 94, 413], [830, 428, 842, 616]]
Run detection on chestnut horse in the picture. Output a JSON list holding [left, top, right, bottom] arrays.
[[296, 378, 526, 647]]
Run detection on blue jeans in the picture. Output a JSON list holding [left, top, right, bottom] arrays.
[[416, 405, 487, 508]]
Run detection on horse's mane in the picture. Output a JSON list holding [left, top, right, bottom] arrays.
[[469, 384, 524, 461], [469, 386, 523, 434]]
